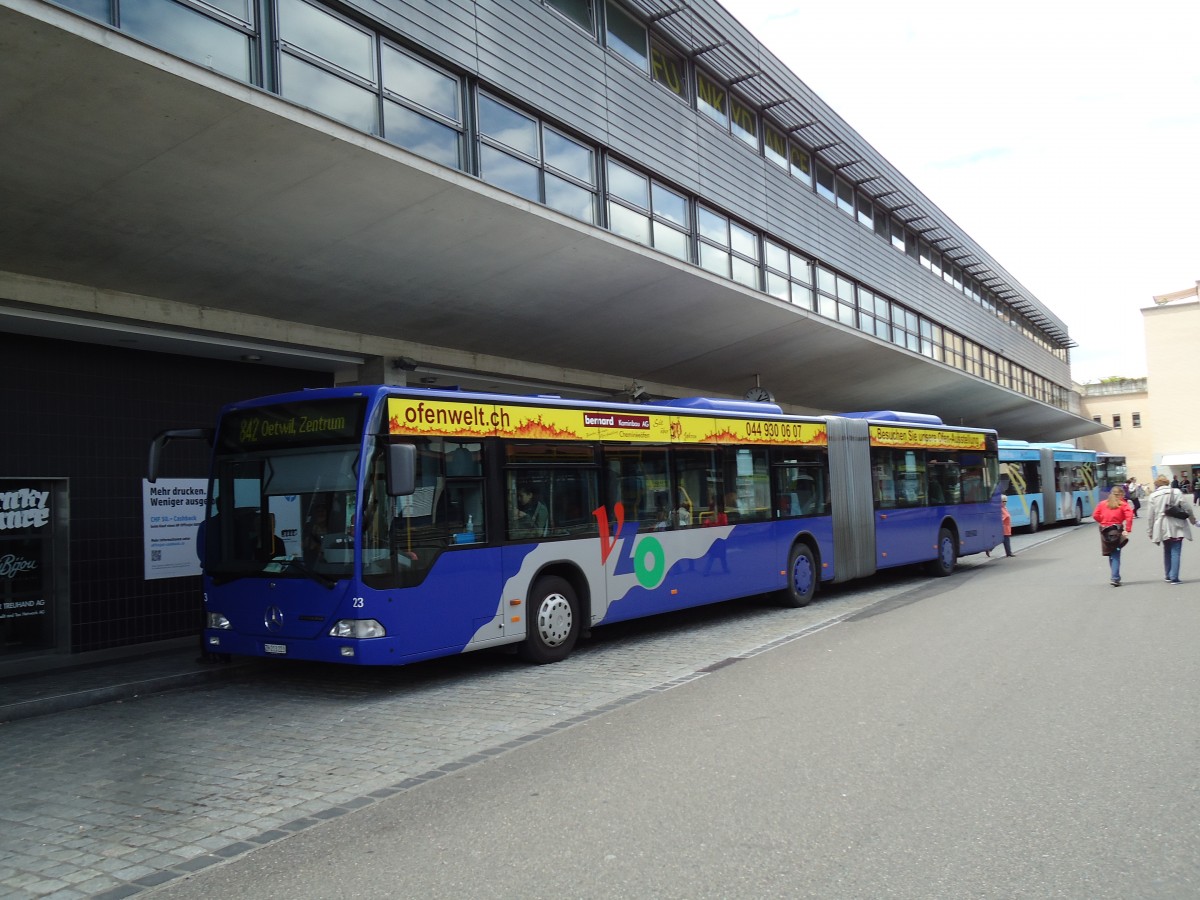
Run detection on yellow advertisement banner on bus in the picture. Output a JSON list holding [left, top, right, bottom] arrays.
[[869, 425, 988, 451], [387, 398, 828, 447]]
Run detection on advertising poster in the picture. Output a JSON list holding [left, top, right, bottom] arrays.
[[0, 478, 64, 655], [143, 478, 207, 580]]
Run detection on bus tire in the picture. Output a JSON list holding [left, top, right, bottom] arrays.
[[778, 543, 817, 608], [1073, 500, 1083, 525], [518, 576, 579, 664], [1028, 505, 1040, 533], [927, 527, 956, 577]]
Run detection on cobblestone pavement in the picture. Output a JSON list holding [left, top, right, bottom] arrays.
[[0, 532, 1060, 899]]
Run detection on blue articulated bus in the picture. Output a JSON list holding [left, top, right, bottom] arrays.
[[149, 387, 1002, 667], [998, 440, 1098, 532]]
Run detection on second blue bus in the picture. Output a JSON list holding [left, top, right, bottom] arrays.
[[999, 440, 1098, 531]]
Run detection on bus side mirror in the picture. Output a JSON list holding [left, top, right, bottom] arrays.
[[147, 428, 213, 483], [387, 444, 416, 496]]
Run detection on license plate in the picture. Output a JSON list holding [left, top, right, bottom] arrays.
[[264, 642, 287, 655]]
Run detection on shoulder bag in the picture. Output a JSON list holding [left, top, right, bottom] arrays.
[[1165, 490, 1191, 520]]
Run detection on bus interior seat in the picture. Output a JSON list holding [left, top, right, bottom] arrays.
[[793, 477, 816, 514]]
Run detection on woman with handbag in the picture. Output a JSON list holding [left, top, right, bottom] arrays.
[[1145, 475, 1198, 584], [1093, 485, 1133, 586]]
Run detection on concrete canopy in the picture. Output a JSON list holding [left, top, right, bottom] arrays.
[[0, 0, 1100, 441]]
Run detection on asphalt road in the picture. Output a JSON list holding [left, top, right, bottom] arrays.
[[144, 527, 1200, 900]]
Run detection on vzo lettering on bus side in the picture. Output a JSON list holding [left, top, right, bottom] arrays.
[[593, 503, 668, 590]]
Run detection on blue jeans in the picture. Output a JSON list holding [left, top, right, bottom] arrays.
[[1163, 538, 1183, 582], [1109, 546, 1122, 582]]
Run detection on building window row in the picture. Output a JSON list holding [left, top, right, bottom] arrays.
[[539, 0, 1064, 360], [605, 160, 689, 259], [574, 151, 1067, 406], [598, 149, 1062, 407], [1108, 413, 1143, 429], [57, 0, 1067, 409], [478, 93, 598, 221]]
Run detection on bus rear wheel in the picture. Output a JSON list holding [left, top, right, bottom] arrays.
[[1073, 500, 1083, 525], [778, 543, 817, 608], [518, 576, 580, 664], [1028, 505, 1040, 533], [927, 527, 956, 577]]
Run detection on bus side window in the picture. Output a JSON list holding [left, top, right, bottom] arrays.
[[444, 482, 484, 543], [672, 447, 715, 527], [724, 446, 770, 522], [872, 452, 897, 509], [445, 442, 480, 477], [958, 451, 989, 503], [507, 473, 549, 540], [441, 439, 485, 543], [927, 458, 960, 505], [890, 450, 926, 508], [548, 471, 599, 536], [605, 446, 668, 528], [773, 450, 829, 517]]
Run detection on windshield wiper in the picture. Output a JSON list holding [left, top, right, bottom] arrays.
[[276, 556, 338, 589]]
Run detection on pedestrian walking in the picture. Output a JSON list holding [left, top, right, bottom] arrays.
[[1125, 477, 1142, 518], [1145, 474, 1198, 585], [1093, 484, 1133, 586], [986, 495, 1015, 558]]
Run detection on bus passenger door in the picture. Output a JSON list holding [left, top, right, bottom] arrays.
[[1056, 464, 1073, 521], [872, 449, 930, 568]]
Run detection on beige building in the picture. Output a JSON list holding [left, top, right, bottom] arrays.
[[1077, 378, 1153, 482], [1145, 282, 1200, 482], [1078, 281, 1200, 486]]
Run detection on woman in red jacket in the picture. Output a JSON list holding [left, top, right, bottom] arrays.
[[985, 495, 1015, 558], [1093, 485, 1134, 586]]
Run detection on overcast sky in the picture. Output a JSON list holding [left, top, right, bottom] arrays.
[[718, 0, 1200, 383]]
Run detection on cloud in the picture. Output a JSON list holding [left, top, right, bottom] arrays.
[[928, 147, 1013, 171]]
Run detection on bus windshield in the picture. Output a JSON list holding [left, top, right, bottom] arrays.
[[204, 396, 369, 582], [207, 445, 361, 582]]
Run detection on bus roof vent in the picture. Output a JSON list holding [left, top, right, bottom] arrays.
[[647, 397, 784, 414], [837, 410, 945, 425]]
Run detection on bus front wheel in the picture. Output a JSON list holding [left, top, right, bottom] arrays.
[[927, 527, 956, 577], [518, 576, 580, 664], [779, 543, 817, 608]]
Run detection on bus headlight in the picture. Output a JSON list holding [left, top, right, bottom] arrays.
[[207, 612, 231, 630], [329, 619, 386, 639]]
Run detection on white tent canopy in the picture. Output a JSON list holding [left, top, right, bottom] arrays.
[[1159, 454, 1200, 467]]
